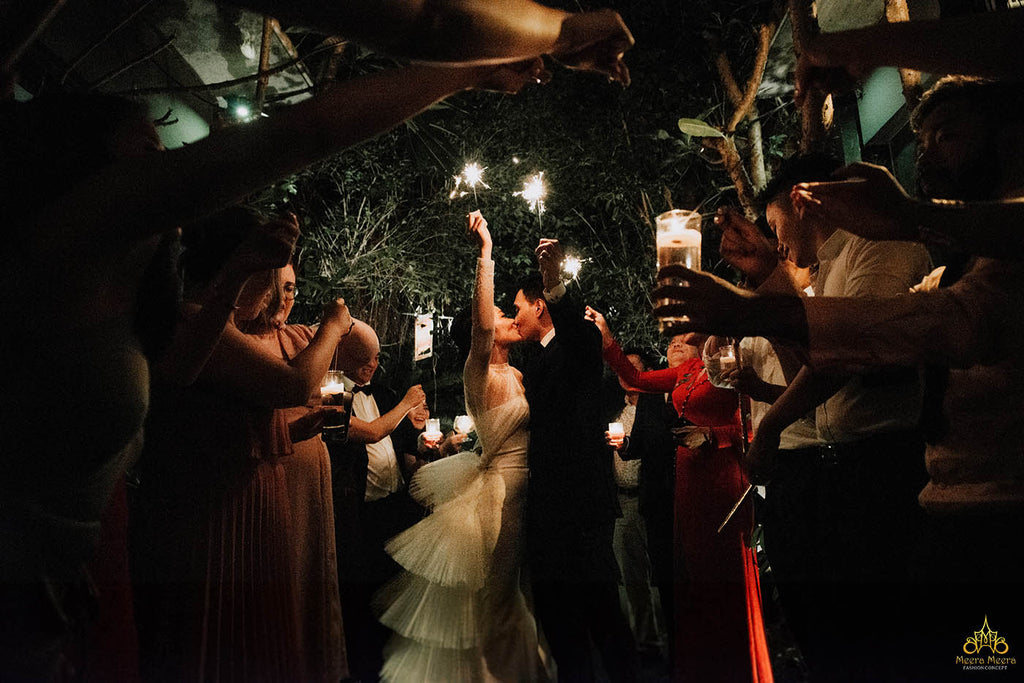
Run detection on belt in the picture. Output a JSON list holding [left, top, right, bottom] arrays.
[[618, 487, 640, 497], [816, 429, 922, 466]]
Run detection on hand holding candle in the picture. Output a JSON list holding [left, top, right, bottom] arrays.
[[655, 209, 702, 332], [423, 418, 443, 448], [607, 421, 625, 449]]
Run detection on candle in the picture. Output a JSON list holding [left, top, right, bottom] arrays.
[[320, 370, 347, 400], [608, 422, 625, 439], [424, 418, 443, 443], [719, 345, 737, 373], [655, 209, 702, 332], [320, 371, 349, 430], [454, 415, 474, 434]]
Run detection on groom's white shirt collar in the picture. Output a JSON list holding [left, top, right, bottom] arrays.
[[539, 282, 564, 348]]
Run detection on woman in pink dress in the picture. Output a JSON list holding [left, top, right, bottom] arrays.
[[134, 208, 354, 682], [245, 261, 347, 683], [587, 312, 773, 683]]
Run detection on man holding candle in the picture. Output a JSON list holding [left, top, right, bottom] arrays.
[[605, 351, 667, 663], [326, 320, 427, 682]]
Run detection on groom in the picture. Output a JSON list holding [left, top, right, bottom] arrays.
[[513, 239, 638, 682]]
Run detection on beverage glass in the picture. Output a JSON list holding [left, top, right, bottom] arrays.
[[655, 209, 702, 331]]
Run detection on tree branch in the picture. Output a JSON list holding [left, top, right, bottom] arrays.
[[788, 0, 831, 154], [726, 22, 775, 134]]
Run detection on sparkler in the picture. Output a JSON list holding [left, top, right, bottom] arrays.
[[561, 255, 585, 280], [515, 172, 547, 229], [449, 161, 489, 203]]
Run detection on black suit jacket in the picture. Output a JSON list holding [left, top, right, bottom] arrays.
[[522, 289, 619, 534], [327, 386, 412, 572], [620, 392, 676, 522]]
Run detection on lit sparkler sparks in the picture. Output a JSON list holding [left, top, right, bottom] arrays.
[[515, 172, 547, 215], [449, 161, 489, 201], [562, 255, 584, 279]]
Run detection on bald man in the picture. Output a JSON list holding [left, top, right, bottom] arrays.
[[326, 320, 427, 682]]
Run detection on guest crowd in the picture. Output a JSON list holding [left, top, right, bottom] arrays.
[[1, 1, 1022, 682]]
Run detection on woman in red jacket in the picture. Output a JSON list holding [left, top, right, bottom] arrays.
[[587, 309, 773, 683]]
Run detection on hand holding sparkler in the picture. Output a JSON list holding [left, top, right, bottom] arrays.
[[467, 210, 492, 260], [535, 238, 564, 291]]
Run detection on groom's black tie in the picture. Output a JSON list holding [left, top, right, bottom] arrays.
[[353, 384, 374, 396]]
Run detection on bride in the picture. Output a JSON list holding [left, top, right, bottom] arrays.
[[377, 211, 542, 682]]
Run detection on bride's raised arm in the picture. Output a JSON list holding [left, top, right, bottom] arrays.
[[466, 211, 495, 380]]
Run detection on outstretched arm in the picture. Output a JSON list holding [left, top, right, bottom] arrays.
[[230, 1, 632, 82], [347, 385, 426, 444], [31, 60, 549, 256], [196, 298, 353, 407], [793, 163, 1024, 260], [795, 12, 1024, 105]]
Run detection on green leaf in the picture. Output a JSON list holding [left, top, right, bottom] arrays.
[[677, 118, 724, 139]]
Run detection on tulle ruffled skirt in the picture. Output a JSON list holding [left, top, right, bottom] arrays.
[[377, 451, 541, 682]]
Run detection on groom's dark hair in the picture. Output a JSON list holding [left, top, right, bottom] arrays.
[[516, 272, 546, 303]]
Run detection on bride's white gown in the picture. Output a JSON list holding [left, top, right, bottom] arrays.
[[378, 259, 540, 682]]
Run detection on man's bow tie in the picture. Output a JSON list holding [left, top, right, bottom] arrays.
[[353, 384, 374, 395]]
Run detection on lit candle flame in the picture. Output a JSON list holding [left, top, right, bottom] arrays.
[[515, 172, 547, 214]]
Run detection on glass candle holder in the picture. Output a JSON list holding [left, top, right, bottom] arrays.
[[655, 209, 702, 332], [454, 415, 475, 434]]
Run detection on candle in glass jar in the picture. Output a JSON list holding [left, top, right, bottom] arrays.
[[608, 422, 625, 439], [655, 209, 702, 332], [320, 370, 347, 401], [424, 418, 443, 441], [454, 415, 474, 434], [719, 346, 737, 373]]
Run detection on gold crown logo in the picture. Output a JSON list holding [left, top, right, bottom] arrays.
[[963, 616, 1010, 655]]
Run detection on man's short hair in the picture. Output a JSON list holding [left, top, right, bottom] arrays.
[[516, 272, 546, 303], [622, 346, 652, 370], [760, 154, 842, 207], [911, 75, 1023, 133]]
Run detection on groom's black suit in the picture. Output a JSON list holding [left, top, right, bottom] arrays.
[[522, 286, 638, 682]]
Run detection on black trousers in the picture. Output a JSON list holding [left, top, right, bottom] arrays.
[[529, 521, 640, 683], [762, 430, 928, 683]]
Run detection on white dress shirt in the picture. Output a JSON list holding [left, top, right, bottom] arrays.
[[347, 380, 403, 502]]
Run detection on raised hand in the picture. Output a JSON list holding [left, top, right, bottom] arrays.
[[535, 238, 564, 290], [793, 35, 864, 108], [467, 210, 493, 258], [473, 57, 551, 94], [715, 206, 778, 286], [583, 305, 614, 350], [791, 163, 917, 242], [653, 266, 755, 336], [227, 212, 299, 275], [552, 9, 634, 86], [321, 298, 353, 333], [401, 384, 427, 411]]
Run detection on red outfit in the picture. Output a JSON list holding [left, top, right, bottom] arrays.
[[604, 342, 773, 682]]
